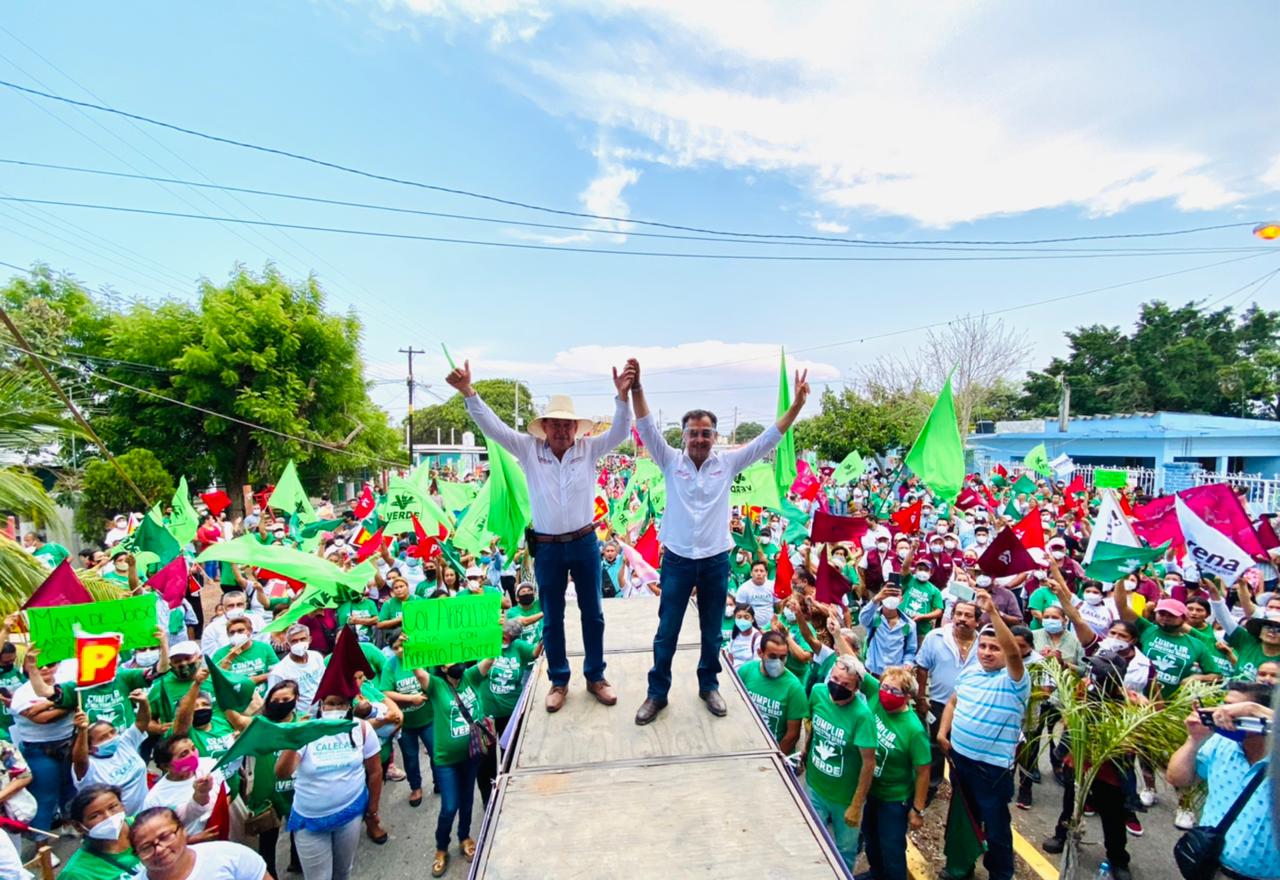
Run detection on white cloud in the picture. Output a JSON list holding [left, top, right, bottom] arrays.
[[509, 141, 639, 244], [367, 0, 1275, 226], [1263, 154, 1280, 191], [811, 220, 850, 234]]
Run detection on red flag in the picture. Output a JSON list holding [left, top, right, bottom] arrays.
[[631, 426, 645, 449], [977, 528, 1039, 577], [791, 461, 822, 502], [814, 546, 852, 605], [1064, 474, 1086, 498], [353, 484, 376, 519], [1132, 484, 1265, 559], [810, 510, 869, 544], [891, 500, 923, 534], [1117, 492, 1133, 518], [207, 781, 231, 841], [636, 521, 662, 569], [955, 488, 984, 511], [993, 463, 1009, 479], [1011, 510, 1046, 551], [774, 542, 794, 601], [407, 517, 446, 561], [980, 484, 998, 509], [593, 494, 609, 523], [354, 526, 387, 563], [200, 490, 232, 517], [315, 626, 376, 702], [75, 632, 122, 688], [22, 560, 93, 609], [146, 556, 190, 610], [1257, 516, 1279, 554]]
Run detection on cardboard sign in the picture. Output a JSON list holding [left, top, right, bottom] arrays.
[[400, 593, 502, 669], [26, 595, 159, 663]]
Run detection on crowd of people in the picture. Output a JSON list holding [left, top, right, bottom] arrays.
[[0, 355, 1275, 880]]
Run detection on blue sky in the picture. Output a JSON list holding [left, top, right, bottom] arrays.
[[2, 1, 1279, 429]]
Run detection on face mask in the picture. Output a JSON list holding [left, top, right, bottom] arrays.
[[517, 594, 535, 607], [929, 544, 943, 554], [264, 698, 296, 721], [876, 542, 889, 552], [1084, 593, 1103, 606], [321, 708, 349, 721], [446, 663, 466, 680], [896, 549, 909, 560], [976, 535, 989, 545], [225, 607, 245, 620], [782, 608, 797, 624], [172, 662, 198, 681], [735, 618, 753, 633], [1164, 580, 1180, 591], [192, 707, 214, 727], [724, 605, 735, 618], [944, 539, 957, 550], [290, 642, 310, 658], [976, 575, 992, 587], [133, 649, 160, 668], [879, 687, 909, 713], [87, 810, 126, 841], [882, 596, 902, 611], [170, 753, 200, 776], [936, 525, 949, 535], [1042, 618, 1064, 634], [93, 738, 120, 759], [826, 680, 854, 702], [1125, 579, 1137, 590], [762, 657, 785, 678], [229, 633, 249, 648], [1099, 637, 1130, 653], [1051, 550, 1065, 561], [915, 570, 931, 581]]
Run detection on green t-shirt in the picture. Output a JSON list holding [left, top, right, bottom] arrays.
[[243, 716, 297, 814], [212, 641, 278, 684], [426, 665, 488, 767], [337, 598, 379, 642], [784, 622, 809, 679], [101, 569, 131, 588], [485, 640, 536, 719], [378, 596, 406, 623], [0, 664, 27, 739], [901, 579, 943, 637], [147, 673, 213, 724], [514, 601, 543, 646], [805, 686, 877, 803], [861, 674, 931, 802], [75, 668, 150, 729], [1134, 617, 1210, 698], [1186, 624, 1235, 677], [737, 659, 807, 743], [359, 642, 386, 677], [190, 712, 238, 761], [379, 654, 431, 728], [57, 845, 141, 880], [1227, 627, 1280, 682], [1026, 586, 1061, 631], [33, 542, 69, 568]]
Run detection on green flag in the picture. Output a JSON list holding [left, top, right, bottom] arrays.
[[1094, 468, 1128, 489], [732, 516, 760, 555], [379, 475, 452, 536], [204, 655, 256, 713], [212, 716, 355, 772], [833, 450, 865, 484], [774, 349, 797, 500], [1084, 540, 1170, 583], [268, 461, 316, 522], [1002, 499, 1020, 519], [903, 374, 965, 503], [1010, 473, 1037, 496], [485, 438, 531, 557], [298, 518, 345, 539], [197, 536, 373, 591], [731, 461, 783, 511], [611, 459, 664, 534], [168, 477, 199, 546], [943, 776, 987, 878], [452, 481, 494, 554], [1023, 443, 1053, 478], [120, 514, 181, 570], [435, 480, 479, 513]]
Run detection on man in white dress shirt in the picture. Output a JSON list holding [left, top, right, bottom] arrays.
[[447, 359, 635, 713], [631, 358, 809, 724]]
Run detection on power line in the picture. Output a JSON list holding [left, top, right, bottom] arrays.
[[0, 78, 1265, 248]]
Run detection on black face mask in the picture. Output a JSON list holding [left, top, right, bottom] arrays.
[[0, 661, 14, 674], [172, 663, 198, 681], [445, 663, 466, 681], [192, 708, 214, 727], [264, 699, 296, 722], [517, 594, 535, 607], [826, 680, 854, 702]]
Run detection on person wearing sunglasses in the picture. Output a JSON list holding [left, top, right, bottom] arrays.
[[630, 357, 810, 724]]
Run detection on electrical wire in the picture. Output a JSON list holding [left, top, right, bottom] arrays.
[[0, 78, 1265, 248]]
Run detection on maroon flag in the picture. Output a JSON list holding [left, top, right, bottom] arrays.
[[977, 528, 1039, 577], [1064, 474, 1087, 498], [814, 546, 852, 605], [955, 488, 985, 511], [791, 460, 822, 502], [146, 556, 190, 610], [1257, 516, 1279, 554], [315, 626, 376, 702], [22, 560, 93, 609], [1133, 484, 1266, 559], [201, 490, 232, 517], [810, 510, 869, 544]]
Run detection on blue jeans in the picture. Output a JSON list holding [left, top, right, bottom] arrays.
[[534, 533, 605, 686], [951, 751, 1017, 880], [434, 757, 479, 851], [21, 738, 73, 833], [398, 724, 437, 792], [865, 797, 910, 880], [646, 549, 729, 700], [806, 783, 860, 870]]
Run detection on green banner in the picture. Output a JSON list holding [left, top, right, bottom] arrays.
[[452, 482, 494, 554], [26, 595, 159, 663], [400, 593, 502, 668], [1093, 469, 1128, 489], [379, 475, 452, 536], [730, 460, 782, 511]]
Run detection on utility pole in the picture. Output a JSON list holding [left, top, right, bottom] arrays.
[[731, 406, 739, 444], [513, 382, 522, 430], [399, 347, 425, 461]]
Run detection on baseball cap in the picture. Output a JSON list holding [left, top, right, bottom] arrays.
[[1155, 598, 1188, 618]]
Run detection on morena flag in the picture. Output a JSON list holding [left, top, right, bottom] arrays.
[[75, 630, 123, 688]]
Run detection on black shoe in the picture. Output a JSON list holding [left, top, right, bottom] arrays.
[[1042, 833, 1066, 854], [634, 697, 668, 726], [699, 690, 727, 717], [1030, 768, 1042, 784], [1016, 781, 1033, 810]]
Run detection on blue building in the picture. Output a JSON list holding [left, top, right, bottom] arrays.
[[969, 412, 1280, 491]]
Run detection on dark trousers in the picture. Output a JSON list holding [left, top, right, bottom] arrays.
[[647, 549, 730, 700], [1019, 702, 1063, 785], [398, 724, 438, 792], [865, 797, 911, 880], [435, 757, 479, 851], [928, 700, 947, 797], [1056, 773, 1130, 869], [477, 714, 511, 808], [534, 533, 606, 686], [950, 752, 1017, 880], [258, 827, 300, 878]]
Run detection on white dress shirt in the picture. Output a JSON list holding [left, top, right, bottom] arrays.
[[635, 413, 782, 560], [465, 393, 632, 535]]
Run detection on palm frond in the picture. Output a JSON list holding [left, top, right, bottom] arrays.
[[0, 533, 124, 615], [0, 370, 86, 450], [0, 467, 59, 524]]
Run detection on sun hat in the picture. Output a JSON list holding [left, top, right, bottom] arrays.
[[528, 395, 594, 440]]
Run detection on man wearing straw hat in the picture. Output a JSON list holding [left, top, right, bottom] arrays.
[[447, 359, 636, 712]]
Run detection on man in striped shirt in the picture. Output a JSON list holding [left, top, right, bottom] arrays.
[[937, 589, 1029, 880]]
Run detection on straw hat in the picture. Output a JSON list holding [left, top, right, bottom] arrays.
[[528, 394, 594, 440]]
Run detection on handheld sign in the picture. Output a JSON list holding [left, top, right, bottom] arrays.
[[401, 593, 502, 669], [26, 595, 158, 664], [75, 631, 123, 689]]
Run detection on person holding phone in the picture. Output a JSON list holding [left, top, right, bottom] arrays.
[[859, 586, 918, 676]]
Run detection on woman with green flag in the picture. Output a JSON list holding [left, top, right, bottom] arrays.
[[244, 681, 304, 878]]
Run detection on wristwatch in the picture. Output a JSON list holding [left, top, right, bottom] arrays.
[[910, 805, 925, 816]]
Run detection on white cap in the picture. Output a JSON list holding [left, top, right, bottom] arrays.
[[465, 566, 484, 580], [170, 640, 200, 657]]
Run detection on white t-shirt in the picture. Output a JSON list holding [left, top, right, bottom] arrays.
[[268, 652, 326, 710], [140, 841, 267, 880], [291, 720, 379, 818], [143, 757, 225, 834], [0, 829, 29, 880], [9, 680, 74, 744], [735, 582, 776, 630], [72, 724, 149, 814]]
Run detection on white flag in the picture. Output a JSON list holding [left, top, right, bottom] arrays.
[[1174, 496, 1254, 586], [1050, 454, 1074, 480], [1083, 489, 1139, 565]]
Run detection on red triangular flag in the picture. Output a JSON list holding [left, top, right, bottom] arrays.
[[354, 526, 387, 563], [891, 500, 923, 534], [791, 460, 822, 502], [955, 488, 983, 511], [774, 541, 794, 601], [593, 494, 609, 523], [993, 463, 1009, 479], [146, 556, 190, 610], [315, 626, 376, 703], [636, 521, 662, 570], [207, 780, 231, 841], [200, 490, 233, 517], [1011, 509, 1046, 551], [809, 510, 869, 544], [1117, 492, 1134, 518], [353, 484, 376, 520], [631, 426, 645, 449], [977, 528, 1039, 577], [814, 546, 852, 606], [22, 560, 94, 609], [408, 517, 446, 561], [1064, 474, 1086, 498], [980, 484, 998, 509]]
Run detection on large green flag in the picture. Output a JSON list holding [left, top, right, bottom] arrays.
[[1023, 443, 1053, 478], [268, 461, 316, 522], [833, 450, 865, 484], [731, 516, 760, 555], [298, 518, 345, 539], [774, 348, 797, 500], [943, 776, 987, 878], [1010, 473, 1037, 496], [197, 536, 373, 591], [452, 481, 494, 555], [1084, 540, 1169, 583], [731, 461, 783, 511], [169, 477, 200, 546], [435, 480, 479, 513], [903, 374, 965, 503], [120, 513, 181, 570], [204, 656, 256, 712], [379, 475, 452, 536], [213, 716, 354, 772], [485, 438, 531, 557]]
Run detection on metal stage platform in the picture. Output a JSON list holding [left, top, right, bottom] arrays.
[[469, 599, 852, 879]]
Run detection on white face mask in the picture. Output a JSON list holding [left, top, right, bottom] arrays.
[[1125, 578, 1137, 589], [929, 544, 943, 554], [944, 539, 957, 550], [976, 575, 992, 587], [1050, 550, 1065, 560], [876, 542, 889, 552], [896, 549, 909, 560], [87, 810, 126, 841], [289, 642, 310, 658], [229, 633, 249, 648], [1084, 593, 1104, 606], [321, 709, 347, 721], [133, 649, 160, 667], [936, 525, 949, 535], [1164, 579, 1180, 591], [975, 535, 989, 545], [225, 607, 246, 620], [882, 596, 901, 611]]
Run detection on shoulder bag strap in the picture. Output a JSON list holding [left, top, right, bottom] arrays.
[[446, 680, 477, 727], [1214, 759, 1268, 834]]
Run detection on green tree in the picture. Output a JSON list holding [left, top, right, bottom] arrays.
[[793, 387, 929, 462], [731, 421, 766, 443], [663, 426, 683, 448], [76, 448, 174, 540], [409, 379, 533, 444]]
